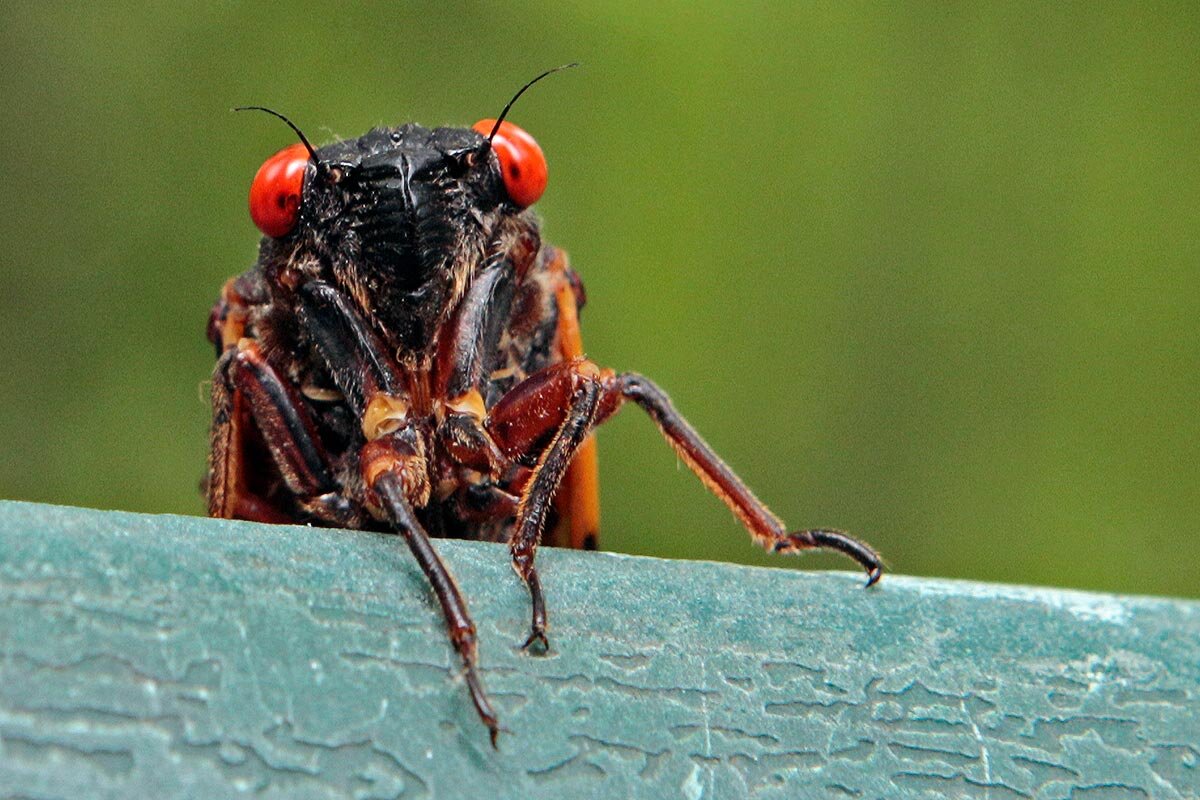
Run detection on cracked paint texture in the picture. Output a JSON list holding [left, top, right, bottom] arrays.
[[0, 501, 1197, 799]]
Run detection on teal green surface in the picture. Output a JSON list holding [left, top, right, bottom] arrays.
[[0, 5, 1197, 598], [2, 501, 1198, 798]]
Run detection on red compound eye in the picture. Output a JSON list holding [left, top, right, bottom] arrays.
[[472, 119, 547, 208], [248, 142, 310, 238]]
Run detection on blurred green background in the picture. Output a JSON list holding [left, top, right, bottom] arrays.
[[1, 3, 1196, 598]]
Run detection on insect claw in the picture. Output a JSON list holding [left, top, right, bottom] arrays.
[[488, 721, 515, 750], [780, 529, 885, 587], [521, 629, 551, 655]]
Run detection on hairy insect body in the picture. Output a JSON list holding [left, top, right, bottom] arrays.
[[211, 218, 570, 541], [208, 100, 881, 746]]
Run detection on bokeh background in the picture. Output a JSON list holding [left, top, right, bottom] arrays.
[[1, 3, 1196, 598]]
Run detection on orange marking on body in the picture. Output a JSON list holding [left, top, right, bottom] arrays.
[[445, 388, 487, 420], [361, 393, 410, 441], [554, 273, 586, 362], [562, 436, 600, 549], [208, 380, 244, 518], [219, 278, 249, 350], [553, 271, 601, 550]]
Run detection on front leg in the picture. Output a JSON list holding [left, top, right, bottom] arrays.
[[295, 280, 502, 746], [207, 338, 359, 526], [360, 427, 501, 747], [486, 359, 613, 651], [484, 361, 884, 652], [431, 228, 532, 475], [296, 281, 404, 414]]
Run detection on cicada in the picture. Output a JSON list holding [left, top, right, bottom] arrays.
[[206, 68, 882, 746]]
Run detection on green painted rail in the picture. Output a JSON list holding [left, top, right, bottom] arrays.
[[0, 501, 1196, 799]]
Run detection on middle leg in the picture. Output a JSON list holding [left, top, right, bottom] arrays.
[[485, 359, 884, 653], [486, 359, 611, 651]]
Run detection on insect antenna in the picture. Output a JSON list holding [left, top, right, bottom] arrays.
[[233, 105, 322, 167], [486, 63, 580, 142]]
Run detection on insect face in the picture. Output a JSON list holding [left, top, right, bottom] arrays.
[[251, 123, 538, 353]]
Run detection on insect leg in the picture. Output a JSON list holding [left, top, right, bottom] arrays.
[[432, 226, 545, 478], [433, 238, 597, 547], [208, 355, 286, 523], [296, 280, 415, 449], [487, 359, 608, 650], [432, 252, 517, 473], [207, 340, 357, 525], [361, 429, 501, 747], [614, 373, 883, 586], [437, 250, 519, 405], [294, 281, 500, 744], [296, 281, 404, 413]]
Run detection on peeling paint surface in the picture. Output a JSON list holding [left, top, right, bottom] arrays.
[[0, 501, 1197, 799]]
